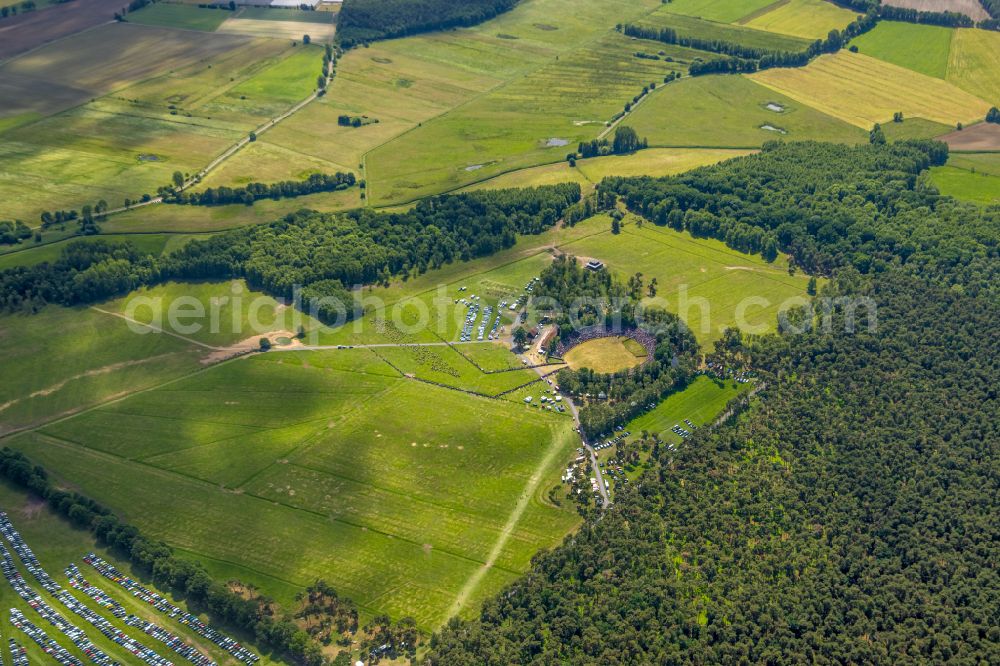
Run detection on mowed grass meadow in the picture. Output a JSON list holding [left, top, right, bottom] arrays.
[[626, 75, 866, 147], [559, 216, 813, 349], [742, 0, 861, 39], [9, 348, 581, 629]]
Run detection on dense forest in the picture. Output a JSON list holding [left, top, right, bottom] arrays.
[[424, 142, 1000, 664], [0, 184, 580, 320], [337, 0, 519, 46]]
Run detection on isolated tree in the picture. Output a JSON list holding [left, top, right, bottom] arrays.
[[259, 337, 272, 351], [303, 34, 311, 45], [986, 107, 1000, 124], [172, 171, 184, 188], [807, 276, 817, 296], [248, 131, 257, 142], [647, 277, 658, 298], [611, 216, 621, 234]]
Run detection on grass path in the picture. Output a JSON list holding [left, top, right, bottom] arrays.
[[445, 425, 568, 619]]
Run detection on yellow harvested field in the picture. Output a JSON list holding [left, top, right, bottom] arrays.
[[217, 17, 337, 40], [460, 149, 751, 194], [946, 28, 1000, 106], [575, 148, 753, 180], [749, 51, 991, 128], [743, 0, 860, 40]]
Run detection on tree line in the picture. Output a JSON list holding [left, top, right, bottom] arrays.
[[621, 9, 877, 76], [163, 172, 357, 207], [0, 184, 581, 319], [336, 0, 519, 47], [423, 140, 1000, 666]]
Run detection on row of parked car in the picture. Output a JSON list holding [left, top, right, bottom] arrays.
[[85, 554, 257, 665], [124, 615, 215, 666], [9, 637, 29, 666], [57, 589, 173, 666], [9, 609, 84, 666], [0, 538, 117, 665], [66, 565, 127, 619]]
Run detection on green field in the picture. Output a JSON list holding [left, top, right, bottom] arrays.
[[0, 482, 285, 665], [849, 21, 954, 78], [743, 0, 860, 40], [626, 74, 865, 147], [7, 349, 581, 629], [660, 0, 779, 23], [750, 51, 992, 128], [930, 165, 1000, 204], [236, 7, 335, 23], [0, 23, 250, 120], [0, 306, 204, 436], [558, 216, 814, 348], [625, 374, 747, 443], [127, 3, 232, 31]]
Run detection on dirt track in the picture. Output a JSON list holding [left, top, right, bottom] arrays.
[[0, 0, 125, 62]]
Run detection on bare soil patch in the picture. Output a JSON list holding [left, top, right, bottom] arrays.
[[939, 123, 1000, 151], [0, 0, 125, 61]]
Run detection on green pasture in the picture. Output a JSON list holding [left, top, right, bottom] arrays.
[[930, 165, 1000, 204], [8, 349, 580, 629], [881, 118, 954, 141], [559, 216, 813, 348], [0, 306, 204, 435], [626, 74, 865, 148], [625, 374, 747, 444], [946, 28, 1000, 106], [850, 21, 953, 79], [659, 0, 778, 23], [0, 29, 320, 227], [236, 7, 335, 23], [102, 188, 362, 234], [365, 32, 692, 205]]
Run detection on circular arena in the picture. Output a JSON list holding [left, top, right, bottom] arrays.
[[558, 327, 656, 374]]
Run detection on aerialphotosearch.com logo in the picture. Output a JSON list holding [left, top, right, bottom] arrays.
[[120, 281, 877, 345]]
